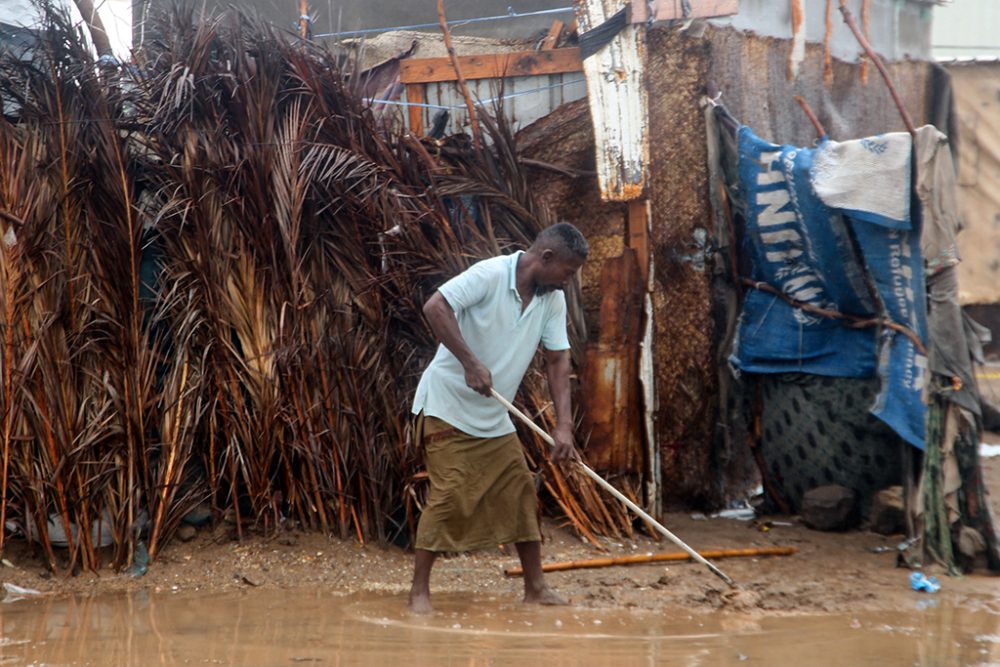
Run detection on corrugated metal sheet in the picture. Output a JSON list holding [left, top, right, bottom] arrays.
[[406, 73, 586, 135]]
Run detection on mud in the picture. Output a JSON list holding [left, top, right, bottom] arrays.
[[1, 588, 998, 666], [0, 409, 997, 663]]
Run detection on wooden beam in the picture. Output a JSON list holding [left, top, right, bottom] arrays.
[[628, 0, 739, 24], [627, 199, 650, 285], [406, 84, 425, 136], [541, 20, 564, 50], [400, 47, 582, 84]]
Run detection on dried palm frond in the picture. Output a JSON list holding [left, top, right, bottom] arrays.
[[0, 4, 632, 570]]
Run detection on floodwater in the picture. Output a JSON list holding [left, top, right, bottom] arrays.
[[0, 589, 998, 667]]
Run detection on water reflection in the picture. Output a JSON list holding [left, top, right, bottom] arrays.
[[0, 588, 997, 666]]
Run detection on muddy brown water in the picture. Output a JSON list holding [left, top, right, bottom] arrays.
[[0, 588, 998, 666]]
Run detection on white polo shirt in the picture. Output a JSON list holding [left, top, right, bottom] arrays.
[[412, 251, 570, 437]]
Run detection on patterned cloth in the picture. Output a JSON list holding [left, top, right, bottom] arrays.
[[414, 414, 540, 552]]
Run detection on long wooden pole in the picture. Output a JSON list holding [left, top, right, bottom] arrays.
[[437, 0, 482, 151], [491, 389, 737, 587], [298, 0, 311, 40], [505, 546, 798, 576]]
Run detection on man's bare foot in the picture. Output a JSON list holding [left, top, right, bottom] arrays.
[[408, 590, 434, 615], [523, 586, 569, 606]]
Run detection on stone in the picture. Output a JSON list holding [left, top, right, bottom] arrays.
[[176, 524, 197, 542], [870, 486, 905, 535], [801, 485, 859, 531]]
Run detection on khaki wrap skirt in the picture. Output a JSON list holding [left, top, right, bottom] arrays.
[[415, 414, 540, 552]]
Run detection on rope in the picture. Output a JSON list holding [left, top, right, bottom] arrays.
[[313, 6, 574, 40]]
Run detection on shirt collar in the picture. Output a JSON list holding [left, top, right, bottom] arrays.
[[508, 250, 524, 295]]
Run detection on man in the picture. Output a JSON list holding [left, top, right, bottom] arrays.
[[408, 222, 589, 614]]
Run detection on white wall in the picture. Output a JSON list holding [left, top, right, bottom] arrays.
[[716, 0, 933, 62], [933, 0, 1000, 58]]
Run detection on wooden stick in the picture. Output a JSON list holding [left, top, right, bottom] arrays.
[[436, 0, 482, 151], [491, 389, 737, 587], [541, 20, 563, 50], [823, 0, 834, 87], [405, 84, 425, 136], [860, 0, 870, 86], [838, 1, 915, 137], [741, 277, 927, 356], [505, 546, 799, 576], [794, 95, 827, 139], [787, 0, 804, 80]]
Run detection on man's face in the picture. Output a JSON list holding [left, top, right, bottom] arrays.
[[534, 251, 585, 295]]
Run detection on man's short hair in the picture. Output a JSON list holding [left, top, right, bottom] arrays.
[[535, 222, 589, 259]]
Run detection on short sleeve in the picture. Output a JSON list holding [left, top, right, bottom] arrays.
[[437, 258, 500, 313], [541, 291, 570, 351]]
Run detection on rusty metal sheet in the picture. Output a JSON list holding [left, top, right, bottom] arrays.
[[581, 249, 645, 473]]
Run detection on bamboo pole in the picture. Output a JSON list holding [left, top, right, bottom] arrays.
[[436, 0, 482, 151], [505, 546, 798, 576], [298, 0, 311, 40], [491, 389, 737, 587]]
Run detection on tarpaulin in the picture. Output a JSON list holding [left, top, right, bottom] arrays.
[[732, 127, 929, 448]]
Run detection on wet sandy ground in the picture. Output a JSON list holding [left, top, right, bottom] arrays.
[[0, 379, 998, 664], [0, 588, 998, 666]]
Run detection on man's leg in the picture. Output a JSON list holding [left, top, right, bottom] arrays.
[[408, 548, 438, 614], [515, 541, 568, 605]]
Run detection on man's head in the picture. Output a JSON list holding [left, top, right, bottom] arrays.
[[528, 222, 588, 295]]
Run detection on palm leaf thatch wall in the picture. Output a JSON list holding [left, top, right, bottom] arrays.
[[0, 6, 630, 573]]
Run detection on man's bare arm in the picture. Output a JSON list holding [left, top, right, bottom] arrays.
[[423, 292, 492, 395], [544, 348, 579, 462]]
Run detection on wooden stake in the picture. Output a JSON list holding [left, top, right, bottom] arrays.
[[436, 0, 481, 151], [505, 546, 799, 576], [794, 95, 827, 139], [298, 0, 311, 40], [406, 84, 425, 136]]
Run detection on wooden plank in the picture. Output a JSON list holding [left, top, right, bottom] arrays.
[[541, 20, 564, 50], [400, 47, 582, 84], [628, 0, 739, 24], [406, 84, 425, 136], [627, 199, 650, 285], [576, 0, 648, 201]]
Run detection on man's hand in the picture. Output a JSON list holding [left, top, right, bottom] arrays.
[[550, 423, 580, 463], [463, 360, 493, 396]]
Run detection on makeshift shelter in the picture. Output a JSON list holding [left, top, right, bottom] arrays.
[[510, 3, 998, 572], [0, 0, 996, 579]]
